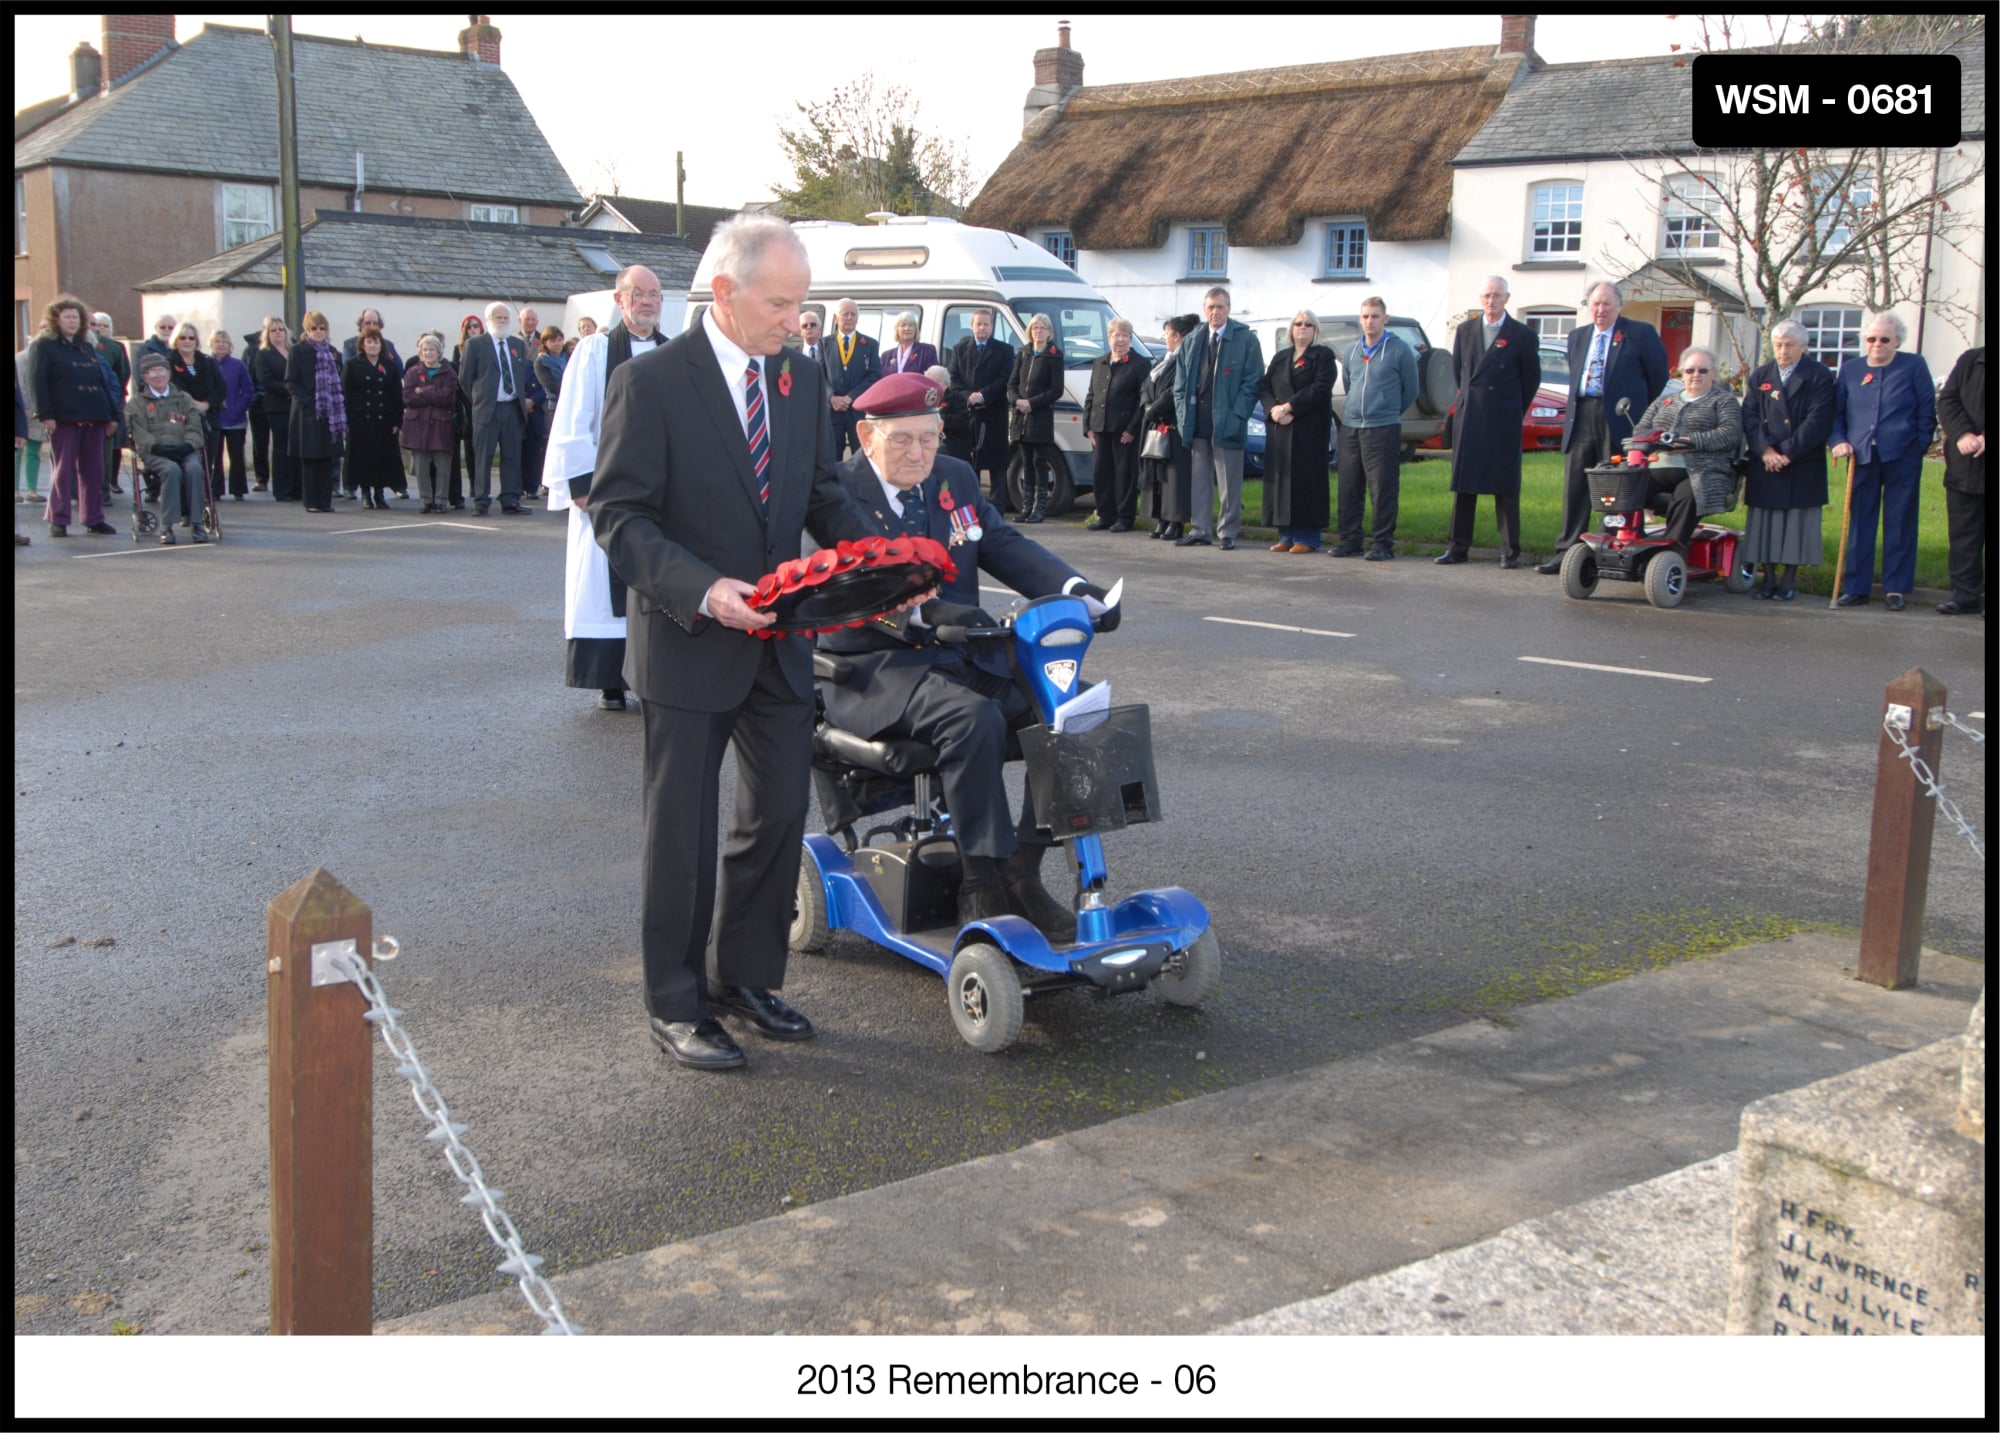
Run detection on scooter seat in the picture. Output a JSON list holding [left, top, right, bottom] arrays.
[[814, 725, 940, 777]]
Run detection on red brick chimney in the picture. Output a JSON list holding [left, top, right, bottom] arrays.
[[458, 14, 503, 65], [101, 14, 175, 88], [1033, 21, 1085, 92], [1498, 14, 1537, 56]]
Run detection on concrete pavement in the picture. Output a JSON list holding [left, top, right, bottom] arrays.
[[383, 930, 1982, 1336]]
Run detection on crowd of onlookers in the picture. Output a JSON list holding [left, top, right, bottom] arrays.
[[14, 294, 601, 544]]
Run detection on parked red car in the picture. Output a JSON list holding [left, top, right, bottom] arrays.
[[1422, 345, 1569, 452]]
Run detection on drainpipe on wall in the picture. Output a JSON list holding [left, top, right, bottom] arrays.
[[1912, 146, 1940, 363]]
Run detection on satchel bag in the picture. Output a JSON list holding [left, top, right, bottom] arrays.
[[150, 441, 195, 462], [1140, 426, 1171, 461], [1007, 407, 1024, 445]]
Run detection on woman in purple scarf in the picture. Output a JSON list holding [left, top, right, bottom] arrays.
[[285, 309, 348, 512]]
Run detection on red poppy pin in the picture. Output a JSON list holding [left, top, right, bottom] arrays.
[[778, 358, 793, 398], [1862, 373, 1875, 385], [1760, 382, 1774, 392], [1495, 338, 1508, 348], [1612, 332, 1624, 344]]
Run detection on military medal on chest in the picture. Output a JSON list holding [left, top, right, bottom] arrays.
[[938, 484, 981, 547]]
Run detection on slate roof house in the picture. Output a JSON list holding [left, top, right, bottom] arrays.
[[1447, 23, 1988, 380], [962, 19, 1540, 341], [14, 15, 581, 343], [578, 194, 740, 255], [131, 209, 697, 368]]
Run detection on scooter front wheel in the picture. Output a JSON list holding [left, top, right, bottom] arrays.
[[789, 845, 830, 953], [1152, 928, 1221, 1007], [947, 942, 1024, 1053]]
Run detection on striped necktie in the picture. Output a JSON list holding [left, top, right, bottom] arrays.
[[744, 361, 769, 512]]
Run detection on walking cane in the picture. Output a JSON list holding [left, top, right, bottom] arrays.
[[1827, 454, 1855, 610]]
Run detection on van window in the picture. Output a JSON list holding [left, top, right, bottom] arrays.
[[834, 305, 917, 348], [939, 305, 1021, 356], [1006, 297, 1125, 369]]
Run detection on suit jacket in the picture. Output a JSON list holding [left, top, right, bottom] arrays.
[[821, 330, 880, 404], [1741, 356, 1835, 510], [881, 341, 938, 377], [591, 323, 875, 711], [459, 331, 530, 428], [817, 451, 1082, 738], [1936, 348, 1985, 494], [1830, 351, 1936, 468], [1562, 317, 1668, 451], [949, 335, 1015, 461], [1083, 351, 1149, 437], [1449, 314, 1540, 496]]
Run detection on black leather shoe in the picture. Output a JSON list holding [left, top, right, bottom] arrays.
[[1499, 554, 1520, 569], [1149, 522, 1167, 539], [159, 530, 176, 545], [500, 505, 531, 515], [1108, 521, 1133, 533], [1174, 533, 1212, 547], [1936, 599, 1980, 616], [597, 690, 627, 710], [1434, 550, 1467, 565], [1364, 547, 1393, 561], [957, 882, 1012, 927], [1085, 517, 1112, 530], [650, 1016, 746, 1069], [709, 985, 814, 1041], [1219, 537, 1236, 550], [1534, 558, 1562, 575], [1328, 542, 1364, 557], [86, 522, 117, 535], [1776, 586, 1797, 602], [1835, 592, 1869, 607], [1001, 860, 1077, 943], [48, 524, 67, 538], [1884, 593, 1905, 612]]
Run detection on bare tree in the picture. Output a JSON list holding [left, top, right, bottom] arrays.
[[774, 74, 973, 222], [1604, 13, 1983, 370]]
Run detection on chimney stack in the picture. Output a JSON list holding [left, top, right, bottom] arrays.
[[1024, 20, 1085, 133], [1498, 14, 1537, 57], [101, 14, 175, 88], [70, 41, 103, 101], [459, 14, 503, 66]]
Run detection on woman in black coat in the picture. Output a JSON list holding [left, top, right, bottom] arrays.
[[1005, 312, 1065, 522], [167, 322, 225, 508], [446, 314, 485, 511], [1258, 309, 1338, 552], [286, 310, 347, 512], [1740, 318, 1835, 601], [29, 295, 121, 535], [1082, 317, 1149, 530], [253, 315, 297, 501], [342, 326, 404, 509], [1139, 315, 1197, 540]]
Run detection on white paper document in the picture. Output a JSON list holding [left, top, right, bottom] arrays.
[[1051, 679, 1111, 734]]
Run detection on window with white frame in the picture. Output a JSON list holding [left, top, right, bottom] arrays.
[[1323, 221, 1367, 277], [222, 183, 274, 248], [469, 203, 521, 224], [1525, 311, 1573, 347], [1041, 230, 1076, 269], [1797, 305, 1864, 368], [1186, 226, 1227, 278], [1811, 170, 1873, 253], [1529, 182, 1584, 257], [1661, 174, 1722, 255]]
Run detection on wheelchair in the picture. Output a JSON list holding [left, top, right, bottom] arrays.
[[132, 447, 221, 546]]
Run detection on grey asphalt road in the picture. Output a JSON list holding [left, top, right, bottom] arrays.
[[12, 491, 1987, 1334]]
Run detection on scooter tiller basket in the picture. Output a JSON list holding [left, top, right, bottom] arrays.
[[1017, 704, 1161, 840]]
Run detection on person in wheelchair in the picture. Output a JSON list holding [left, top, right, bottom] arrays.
[[127, 350, 210, 545], [1627, 346, 1743, 549], [818, 372, 1121, 939]]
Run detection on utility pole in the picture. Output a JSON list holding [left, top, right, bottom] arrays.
[[270, 16, 305, 331], [675, 151, 686, 240]]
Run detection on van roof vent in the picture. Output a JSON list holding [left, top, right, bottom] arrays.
[[845, 246, 929, 270]]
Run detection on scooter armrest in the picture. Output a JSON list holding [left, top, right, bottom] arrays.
[[813, 650, 856, 686]]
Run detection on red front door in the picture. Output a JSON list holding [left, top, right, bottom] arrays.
[[1661, 307, 1694, 372]]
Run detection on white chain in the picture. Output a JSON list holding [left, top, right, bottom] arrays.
[[1880, 712, 1984, 860], [330, 946, 581, 1335], [1940, 710, 1986, 746]]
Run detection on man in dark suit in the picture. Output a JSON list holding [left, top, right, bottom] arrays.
[[1438, 277, 1541, 568], [821, 297, 879, 460], [948, 306, 1016, 509], [1934, 346, 1985, 617], [1537, 280, 1669, 572], [458, 301, 534, 515], [818, 372, 1119, 937], [591, 215, 880, 1072]]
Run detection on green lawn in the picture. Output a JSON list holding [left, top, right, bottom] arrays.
[[1227, 452, 1954, 595]]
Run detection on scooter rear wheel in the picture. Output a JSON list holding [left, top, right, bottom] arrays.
[[789, 846, 830, 953], [947, 942, 1024, 1053], [1152, 928, 1221, 1007]]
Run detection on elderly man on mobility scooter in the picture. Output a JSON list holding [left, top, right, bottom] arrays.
[[815, 371, 1122, 938]]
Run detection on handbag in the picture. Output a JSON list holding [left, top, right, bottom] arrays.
[[1140, 426, 1171, 461]]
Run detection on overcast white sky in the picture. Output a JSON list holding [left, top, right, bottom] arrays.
[[14, 13, 1723, 209]]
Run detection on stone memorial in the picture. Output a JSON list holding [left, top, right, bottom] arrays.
[[1725, 991, 1986, 1335]]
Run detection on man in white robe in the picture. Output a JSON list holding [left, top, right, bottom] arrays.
[[544, 265, 669, 709]]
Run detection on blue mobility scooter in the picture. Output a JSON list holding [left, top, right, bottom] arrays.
[[791, 592, 1219, 1053]]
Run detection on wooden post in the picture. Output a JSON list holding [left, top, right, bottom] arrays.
[[1857, 668, 1945, 990], [267, 868, 374, 1334]]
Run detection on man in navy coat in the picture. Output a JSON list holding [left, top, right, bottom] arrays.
[[818, 372, 1120, 936], [1537, 280, 1669, 572], [820, 298, 880, 459]]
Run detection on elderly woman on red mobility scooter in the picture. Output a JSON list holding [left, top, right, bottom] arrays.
[[1628, 346, 1744, 548]]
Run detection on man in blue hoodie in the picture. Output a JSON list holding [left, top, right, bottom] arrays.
[[1333, 297, 1419, 560]]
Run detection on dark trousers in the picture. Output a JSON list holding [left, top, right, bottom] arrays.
[[1944, 487, 1987, 608], [889, 663, 1043, 861], [1335, 425, 1402, 550], [449, 418, 473, 506], [470, 403, 525, 509], [942, 434, 975, 467], [974, 416, 1011, 509], [102, 426, 123, 501], [1015, 442, 1062, 511], [300, 456, 335, 509], [1840, 453, 1925, 597], [1091, 433, 1139, 523], [216, 427, 248, 497], [523, 425, 546, 499], [269, 413, 298, 501], [1639, 472, 1699, 549], [249, 407, 271, 485], [1447, 490, 1521, 558], [638, 645, 811, 1022], [1558, 397, 1614, 550], [833, 409, 863, 460]]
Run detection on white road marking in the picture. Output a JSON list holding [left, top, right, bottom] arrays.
[[71, 542, 213, 559], [1204, 616, 1354, 639], [329, 520, 499, 535], [1519, 655, 1711, 683]]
